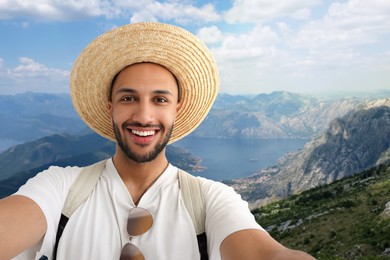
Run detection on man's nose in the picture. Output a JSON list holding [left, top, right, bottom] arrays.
[[132, 101, 154, 124]]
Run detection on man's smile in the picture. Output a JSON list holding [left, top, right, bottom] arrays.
[[123, 124, 163, 144], [131, 129, 156, 137]]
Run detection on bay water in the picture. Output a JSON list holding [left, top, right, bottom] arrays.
[[174, 137, 307, 181]]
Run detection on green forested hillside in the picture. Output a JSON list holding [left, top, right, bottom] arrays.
[[253, 164, 390, 259]]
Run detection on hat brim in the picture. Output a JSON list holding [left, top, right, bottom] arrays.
[[70, 22, 220, 144]]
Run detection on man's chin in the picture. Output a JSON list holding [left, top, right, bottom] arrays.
[[113, 122, 172, 163], [117, 142, 165, 163]]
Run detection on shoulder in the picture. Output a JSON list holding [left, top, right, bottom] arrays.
[[21, 164, 83, 191], [14, 164, 85, 214], [196, 176, 253, 217], [197, 177, 237, 199]]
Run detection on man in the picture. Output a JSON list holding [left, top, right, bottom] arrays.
[[0, 22, 315, 259]]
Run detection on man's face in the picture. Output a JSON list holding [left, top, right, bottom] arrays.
[[109, 63, 180, 163]]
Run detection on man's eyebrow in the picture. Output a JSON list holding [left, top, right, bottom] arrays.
[[153, 90, 174, 96], [114, 88, 174, 96], [114, 87, 137, 95]]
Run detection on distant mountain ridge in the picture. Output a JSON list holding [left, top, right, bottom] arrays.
[[230, 104, 390, 207], [1, 91, 387, 151], [193, 91, 383, 139], [0, 92, 85, 145], [0, 92, 77, 116]]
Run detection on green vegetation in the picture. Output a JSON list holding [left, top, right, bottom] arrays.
[[253, 164, 390, 259]]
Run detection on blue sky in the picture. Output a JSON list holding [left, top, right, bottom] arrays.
[[0, 0, 389, 96]]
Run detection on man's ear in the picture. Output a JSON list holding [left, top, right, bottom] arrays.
[[108, 101, 113, 116], [176, 101, 182, 112]]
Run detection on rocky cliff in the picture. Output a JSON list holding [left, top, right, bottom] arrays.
[[230, 101, 390, 207]]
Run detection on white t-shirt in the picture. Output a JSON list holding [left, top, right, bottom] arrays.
[[14, 159, 264, 260]]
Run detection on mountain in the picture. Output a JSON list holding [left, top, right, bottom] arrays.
[[1, 92, 389, 201], [0, 133, 203, 198], [0, 133, 113, 182], [0, 92, 86, 147], [252, 163, 390, 259], [0, 91, 382, 152], [194, 91, 372, 139], [0, 92, 76, 116], [229, 104, 390, 207]]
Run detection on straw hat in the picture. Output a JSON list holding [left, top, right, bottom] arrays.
[[70, 22, 219, 144]]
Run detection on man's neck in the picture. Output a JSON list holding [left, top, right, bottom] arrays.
[[112, 147, 169, 204]]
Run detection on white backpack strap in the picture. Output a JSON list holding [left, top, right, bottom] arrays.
[[178, 169, 206, 235], [62, 159, 107, 218], [54, 160, 107, 259]]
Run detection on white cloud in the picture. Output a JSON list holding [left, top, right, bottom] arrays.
[[12, 57, 69, 78], [0, 57, 70, 94], [210, 0, 390, 94], [0, 0, 110, 21], [292, 8, 311, 20], [128, 2, 220, 24], [0, 0, 220, 24], [215, 25, 279, 60], [224, 0, 321, 24], [197, 26, 223, 44], [293, 0, 390, 49], [129, 11, 158, 23], [209, 25, 286, 93]]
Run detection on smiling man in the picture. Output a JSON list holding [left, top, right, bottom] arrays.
[[109, 63, 180, 206], [0, 22, 315, 260]]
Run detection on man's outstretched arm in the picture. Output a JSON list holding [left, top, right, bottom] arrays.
[[220, 229, 316, 260], [0, 195, 47, 259]]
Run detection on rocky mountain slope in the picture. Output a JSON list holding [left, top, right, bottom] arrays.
[[229, 103, 390, 207]]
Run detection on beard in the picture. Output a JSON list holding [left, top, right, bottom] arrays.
[[113, 121, 172, 163]]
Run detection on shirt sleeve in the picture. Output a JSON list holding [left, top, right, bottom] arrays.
[[199, 178, 266, 259], [13, 165, 81, 259]]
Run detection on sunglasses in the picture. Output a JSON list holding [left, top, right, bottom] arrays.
[[120, 207, 153, 260]]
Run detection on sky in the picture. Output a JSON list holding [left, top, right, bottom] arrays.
[[0, 0, 389, 96]]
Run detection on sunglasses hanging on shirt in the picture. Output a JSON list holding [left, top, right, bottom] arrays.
[[120, 207, 153, 260]]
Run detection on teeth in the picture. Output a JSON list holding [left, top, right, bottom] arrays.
[[132, 130, 156, 137]]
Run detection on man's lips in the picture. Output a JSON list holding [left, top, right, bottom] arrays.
[[123, 123, 162, 141], [124, 128, 159, 144], [131, 129, 156, 137]]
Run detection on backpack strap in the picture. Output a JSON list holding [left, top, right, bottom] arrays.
[[178, 169, 208, 260], [62, 160, 107, 217], [53, 159, 107, 259]]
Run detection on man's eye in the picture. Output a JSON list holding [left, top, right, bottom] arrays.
[[155, 97, 168, 103], [121, 96, 136, 102]]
